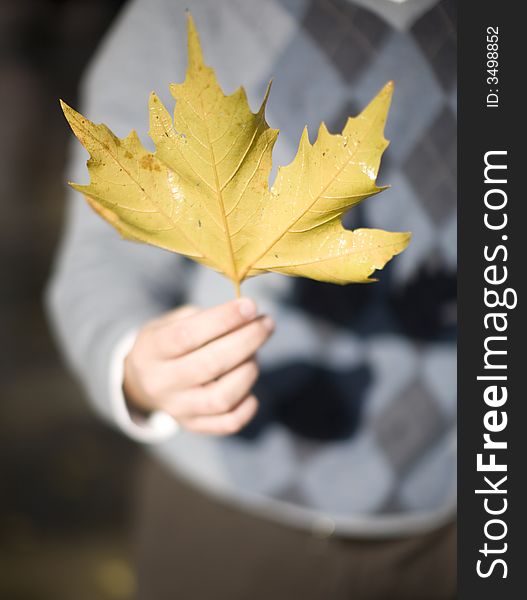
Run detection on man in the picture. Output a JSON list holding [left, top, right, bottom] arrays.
[[46, 0, 457, 597]]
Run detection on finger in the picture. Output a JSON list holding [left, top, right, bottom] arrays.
[[165, 360, 259, 419], [173, 316, 274, 387], [167, 305, 201, 320], [153, 297, 258, 358], [148, 304, 200, 330], [184, 395, 259, 435]]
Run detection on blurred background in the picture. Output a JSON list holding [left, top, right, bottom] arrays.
[[0, 2, 143, 598], [1, 1, 457, 598]]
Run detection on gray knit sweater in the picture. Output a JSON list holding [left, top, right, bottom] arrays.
[[46, 0, 457, 537]]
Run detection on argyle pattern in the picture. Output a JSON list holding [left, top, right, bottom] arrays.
[[65, 0, 458, 526], [209, 0, 458, 517]]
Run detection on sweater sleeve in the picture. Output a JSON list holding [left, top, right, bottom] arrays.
[[44, 0, 190, 435]]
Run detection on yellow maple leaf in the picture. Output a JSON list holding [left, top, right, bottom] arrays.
[[61, 14, 410, 297]]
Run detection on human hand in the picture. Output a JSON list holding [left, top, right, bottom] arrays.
[[123, 298, 274, 435]]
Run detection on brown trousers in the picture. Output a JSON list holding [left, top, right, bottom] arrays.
[[131, 455, 456, 600]]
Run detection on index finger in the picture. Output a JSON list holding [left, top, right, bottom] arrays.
[[154, 297, 258, 358]]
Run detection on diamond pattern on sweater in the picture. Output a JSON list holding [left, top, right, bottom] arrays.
[[302, 0, 389, 82], [411, 0, 457, 90], [403, 106, 457, 225], [373, 379, 447, 473]]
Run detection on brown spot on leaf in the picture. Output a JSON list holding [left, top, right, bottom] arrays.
[[139, 154, 161, 171]]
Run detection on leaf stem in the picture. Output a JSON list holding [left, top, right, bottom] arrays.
[[234, 280, 241, 298]]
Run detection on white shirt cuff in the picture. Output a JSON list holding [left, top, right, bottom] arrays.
[[109, 329, 179, 443]]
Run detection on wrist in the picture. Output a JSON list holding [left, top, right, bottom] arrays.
[[109, 330, 178, 443], [123, 352, 153, 418]]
